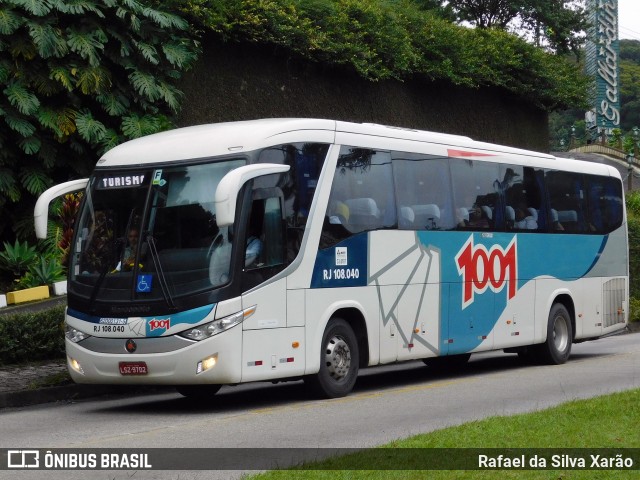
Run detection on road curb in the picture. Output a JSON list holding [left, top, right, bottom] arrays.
[[0, 384, 172, 409]]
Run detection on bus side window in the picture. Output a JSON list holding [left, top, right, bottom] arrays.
[[320, 147, 395, 248], [587, 176, 623, 234], [392, 153, 455, 231], [546, 171, 587, 233]]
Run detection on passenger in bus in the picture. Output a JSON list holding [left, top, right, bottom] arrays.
[[114, 227, 140, 272], [245, 234, 263, 268], [245, 204, 264, 268], [550, 209, 564, 231], [514, 205, 537, 230], [467, 205, 490, 229]]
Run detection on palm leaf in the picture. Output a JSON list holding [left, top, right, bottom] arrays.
[[27, 20, 68, 58], [133, 40, 159, 65], [20, 167, 51, 195], [74, 65, 112, 94], [8, 0, 51, 17], [96, 93, 129, 116], [75, 109, 107, 144], [0, 6, 23, 35], [157, 80, 181, 112], [141, 7, 188, 30], [0, 168, 21, 202], [3, 82, 40, 115], [50, 66, 74, 91], [121, 114, 160, 139], [128, 69, 160, 101], [66, 30, 105, 66], [56, 0, 105, 18], [99, 128, 122, 155], [0, 59, 12, 83], [18, 136, 41, 155], [4, 114, 36, 137], [162, 42, 198, 69]]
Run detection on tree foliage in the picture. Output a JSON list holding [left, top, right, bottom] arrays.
[[620, 40, 640, 131], [0, 0, 200, 240], [441, 0, 588, 57], [174, 0, 589, 110]]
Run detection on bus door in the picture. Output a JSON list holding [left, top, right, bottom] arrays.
[[240, 186, 305, 381]]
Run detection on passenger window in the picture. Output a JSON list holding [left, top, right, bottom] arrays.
[[587, 176, 623, 234], [392, 153, 455, 230], [450, 159, 500, 230], [258, 143, 329, 261], [321, 147, 395, 248], [546, 171, 587, 233], [500, 165, 544, 231]]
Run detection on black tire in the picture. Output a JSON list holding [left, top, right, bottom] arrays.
[[176, 384, 222, 400], [304, 318, 359, 399], [535, 303, 573, 365], [422, 353, 471, 370]]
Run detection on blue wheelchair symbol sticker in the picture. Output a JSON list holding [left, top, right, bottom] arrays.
[[137, 274, 152, 293]]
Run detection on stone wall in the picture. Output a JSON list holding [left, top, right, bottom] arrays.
[[177, 39, 549, 152]]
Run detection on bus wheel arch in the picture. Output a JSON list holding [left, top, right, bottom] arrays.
[[536, 295, 574, 365], [304, 309, 367, 398]]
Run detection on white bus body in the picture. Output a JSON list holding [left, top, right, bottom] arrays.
[[36, 119, 628, 398]]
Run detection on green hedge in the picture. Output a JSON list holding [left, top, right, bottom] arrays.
[[180, 0, 590, 111], [0, 305, 66, 365]]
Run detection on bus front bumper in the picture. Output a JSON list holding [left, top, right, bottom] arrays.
[[65, 326, 243, 385]]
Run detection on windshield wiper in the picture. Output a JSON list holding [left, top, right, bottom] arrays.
[[88, 237, 122, 310], [145, 234, 176, 310]]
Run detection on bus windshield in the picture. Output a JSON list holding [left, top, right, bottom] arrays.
[[69, 159, 245, 304]]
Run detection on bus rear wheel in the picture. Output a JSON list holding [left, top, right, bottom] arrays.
[[305, 318, 359, 399], [176, 384, 222, 400], [535, 303, 572, 365]]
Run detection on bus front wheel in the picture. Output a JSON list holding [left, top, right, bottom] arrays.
[[305, 318, 359, 399], [536, 303, 573, 365]]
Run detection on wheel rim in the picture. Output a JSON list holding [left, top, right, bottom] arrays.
[[324, 335, 351, 381], [552, 315, 569, 352]]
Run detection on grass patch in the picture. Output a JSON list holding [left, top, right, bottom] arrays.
[[28, 370, 72, 390], [249, 388, 640, 479]]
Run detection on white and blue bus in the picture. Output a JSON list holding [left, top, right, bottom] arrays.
[[35, 119, 628, 399]]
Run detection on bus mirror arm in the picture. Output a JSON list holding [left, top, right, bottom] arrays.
[[215, 164, 290, 227], [34, 178, 89, 239]]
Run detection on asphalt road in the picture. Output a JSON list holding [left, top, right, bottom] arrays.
[[1, 331, 638, 480]]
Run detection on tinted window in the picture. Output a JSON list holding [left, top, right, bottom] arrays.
[[587, 175, 623, 234], [546, 171, 587, 233], [450, 159, 500, 230], [393, 153, 456, 230], [321, 147, 395, 248], [258, 143, 329, 261], [500, 165, 544, 232]]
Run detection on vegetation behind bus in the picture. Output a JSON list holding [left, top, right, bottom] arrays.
[[0, 0, 589, 246]]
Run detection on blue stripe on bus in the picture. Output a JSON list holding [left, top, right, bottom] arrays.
[[67, 303, 216, 337], [311, 230, 617, 355]]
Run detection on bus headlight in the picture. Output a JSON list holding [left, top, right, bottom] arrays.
[[65, 323, 91, 343], [180, 306, 256, 341]]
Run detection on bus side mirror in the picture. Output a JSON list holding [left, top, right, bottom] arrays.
[[34, 179, 89, 239], [215, 164, 290, 227]]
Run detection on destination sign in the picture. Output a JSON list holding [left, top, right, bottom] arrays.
[[96, 174, 147, 189]]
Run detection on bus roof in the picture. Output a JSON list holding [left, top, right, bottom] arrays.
[[96, 118, 621, 179]]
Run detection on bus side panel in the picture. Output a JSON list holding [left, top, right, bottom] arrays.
[[304, 287, 380, 374], [576, 277, 603, 339], [491, 279, 536, 350], [241, 327, 306, 382]]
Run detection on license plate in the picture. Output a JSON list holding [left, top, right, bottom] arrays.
[[119, 362, 148, 375]]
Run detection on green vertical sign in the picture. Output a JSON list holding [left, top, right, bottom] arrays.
[[585, 0, 620, 130]]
